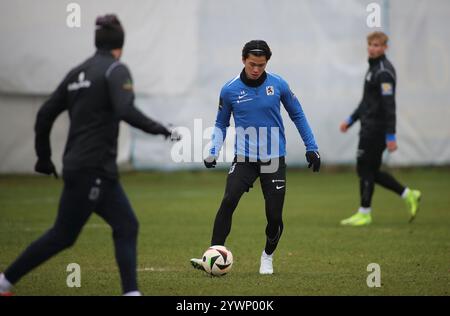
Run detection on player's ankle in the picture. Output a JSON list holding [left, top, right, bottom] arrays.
[[401, 187, 411, 199], [358, 207, 371, 214]]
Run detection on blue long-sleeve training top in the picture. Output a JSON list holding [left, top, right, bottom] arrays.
[[209, 71, 318, 160]]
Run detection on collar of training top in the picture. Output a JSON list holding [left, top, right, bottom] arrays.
[[240, 69, 267, 87], [368, 54, 386, 66], [95, 49, 115, 57]]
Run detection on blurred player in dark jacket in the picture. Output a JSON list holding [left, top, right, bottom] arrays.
[[0, 14, 179, 296], [340, 31, 421, 226]]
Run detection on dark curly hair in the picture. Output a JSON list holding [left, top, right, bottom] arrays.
[[242, 40, 272, 60]]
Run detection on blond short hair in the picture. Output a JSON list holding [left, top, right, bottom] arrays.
[[367, 31, 389, 45]]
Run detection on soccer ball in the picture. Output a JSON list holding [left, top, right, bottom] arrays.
[[202, 245, 233, 276]]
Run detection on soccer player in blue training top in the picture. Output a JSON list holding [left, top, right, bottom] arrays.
[[190, 40, 320, 275], [0, 14, 180, 296], [339, 31, 421, 226]]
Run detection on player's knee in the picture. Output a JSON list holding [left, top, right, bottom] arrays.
[[357, 164, 372, 178], [266, 210, 282, 224], [114, 217, 139, 240], [51, 234, 78, 250], [62, 236, 78, 249], [129, 218, 139, 236], [356, 164, 364, 177], [269, 215, 283, 228], [221, 192, 240, 209], [46, 227, 79, 249]]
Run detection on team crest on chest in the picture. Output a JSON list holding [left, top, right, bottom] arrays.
[[266, 86, 274, 95]]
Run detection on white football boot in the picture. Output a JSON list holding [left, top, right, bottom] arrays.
[[259, 251, 274, 275], [123, 291, 142, 296], [190, 258, 206, 272], [0, 273, 13, 296]]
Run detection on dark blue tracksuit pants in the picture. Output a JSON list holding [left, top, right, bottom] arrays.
[[4, 171, 139, 293]]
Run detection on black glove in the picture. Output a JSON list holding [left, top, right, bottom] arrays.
[[163, 124, 182, 142], [204, 156, 217, 169], [305, 151, 321, 172], [35, 158, 58, 178], [168, 129, 182, 141]]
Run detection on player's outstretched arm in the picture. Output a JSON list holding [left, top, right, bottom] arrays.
[[280, 80, 320, 172], [107, 63, 173, 138], [342, 99, 364, 133], [34, 75, 69, 178], [378, 71, 397, 152], [204, 88, 232, 168]]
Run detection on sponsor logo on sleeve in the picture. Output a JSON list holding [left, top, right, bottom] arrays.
[[122, 78, 133, 91], [381, 82, 393, 96]]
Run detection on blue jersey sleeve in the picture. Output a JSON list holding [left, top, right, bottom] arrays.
[[280, 79, 318, 151], [209, 86, 232, 157]]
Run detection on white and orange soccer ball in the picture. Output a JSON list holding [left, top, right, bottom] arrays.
[[201, 245, 233, 276]]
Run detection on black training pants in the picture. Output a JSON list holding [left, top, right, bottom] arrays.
[[357, 135, 405, 208], [211, 156, 286, 255]]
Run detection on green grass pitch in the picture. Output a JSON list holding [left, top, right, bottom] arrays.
[[0, 168, 449, 295]]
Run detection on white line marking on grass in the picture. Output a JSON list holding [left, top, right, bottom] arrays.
[[84, 224, 109, 229], [137, 267, 168, 272]]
